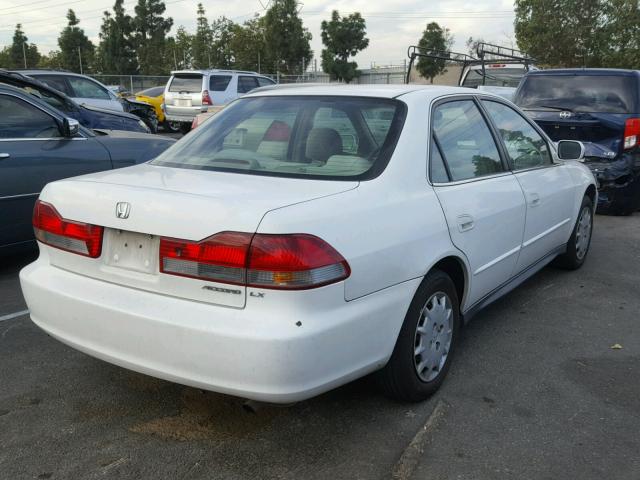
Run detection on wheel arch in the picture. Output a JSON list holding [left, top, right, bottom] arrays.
[[585, 183, 597, 205], [428, 255, 469, 312]]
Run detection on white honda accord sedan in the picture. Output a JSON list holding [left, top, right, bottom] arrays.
[[20, 85, 596, 403]]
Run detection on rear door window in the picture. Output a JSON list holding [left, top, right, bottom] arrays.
[[515, 75, 637, 113], [432, 100, 504, 181], [209, 75, 232, 91], [32, 75, 73, 96], [169, 74, 203, 93], [237, 76, 259, 94]]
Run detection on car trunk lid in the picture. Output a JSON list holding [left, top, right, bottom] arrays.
[[39, 164, 357, 307]]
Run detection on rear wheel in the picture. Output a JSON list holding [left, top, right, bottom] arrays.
[[378, 270, 460, 402], [164, 120, 181, 133], [555, 195, 593, 270]]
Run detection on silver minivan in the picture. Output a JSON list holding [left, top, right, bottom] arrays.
[[163, 70, 275, 132]]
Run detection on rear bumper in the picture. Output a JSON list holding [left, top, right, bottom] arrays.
[[164, 105, 208, 123], [20, 258, 417, 403]]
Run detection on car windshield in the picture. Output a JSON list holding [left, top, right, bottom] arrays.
[[151, 96, 406, 180], [462, 68, 526, 88], [515, 75, 637, 113]]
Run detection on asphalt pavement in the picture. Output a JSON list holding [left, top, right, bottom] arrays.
[[0, 214, 638, 480]]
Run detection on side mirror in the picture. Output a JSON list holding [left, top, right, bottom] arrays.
[[557, 140, 585, 161], [62, 117, 80, 137]]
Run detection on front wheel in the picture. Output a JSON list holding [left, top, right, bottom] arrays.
[[555, 195, 593, 270], [378, 270, 461, 402]]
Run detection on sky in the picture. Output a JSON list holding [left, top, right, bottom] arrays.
[[0, 0, 517, 69]]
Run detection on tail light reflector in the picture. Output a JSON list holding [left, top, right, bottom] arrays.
[[32, 200, 103, 258], [623, 118, 640, 149], [202, 89, 213, 106], [159, 233, 350, 290]]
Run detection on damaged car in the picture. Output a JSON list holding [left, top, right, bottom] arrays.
[[514, 69, 640, 215]]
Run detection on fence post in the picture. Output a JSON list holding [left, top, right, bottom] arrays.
[[130, 75, 134, 93]]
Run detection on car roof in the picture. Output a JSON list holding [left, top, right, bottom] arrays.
[[19, 69, 93, 78], [0, 69, 74, 100], [244, 84, 477, 99], [170, 69, 262, 76], [525, 68, 640, 76]]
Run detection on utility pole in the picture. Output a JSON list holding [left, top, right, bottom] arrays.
[[258, 51, 261, 73], [22, 42, 27, 68], [78, 48, 83, 74]]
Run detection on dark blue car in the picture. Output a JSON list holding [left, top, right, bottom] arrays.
[[0, 83, 175, 254], [514, 69, 640, 215], [0, 70, 150, 134]]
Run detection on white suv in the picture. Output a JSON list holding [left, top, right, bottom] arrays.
[[163, 70, 275, 132]]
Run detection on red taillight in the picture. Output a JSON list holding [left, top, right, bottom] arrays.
[[159, 232, 350, 290], [202, 90, 213, 106], [32, 200, 103, 258], [160, 232, 251, 284], [624, 118, 640, 149]]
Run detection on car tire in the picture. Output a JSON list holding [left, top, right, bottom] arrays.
[[555, 195, 593, 270], [179, 123, 191, 134], [164, 121, 181, 133], [378, 269, 460, 402]]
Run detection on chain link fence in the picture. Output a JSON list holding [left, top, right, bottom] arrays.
[[89, 75, 171, 93], [89, 65, 409, 93]]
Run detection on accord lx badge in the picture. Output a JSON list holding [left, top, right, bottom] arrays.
[[115, 202, 131, 219], [559, 111, 572, 119]]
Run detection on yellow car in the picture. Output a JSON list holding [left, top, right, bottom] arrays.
[[135, 86, 180, 133]]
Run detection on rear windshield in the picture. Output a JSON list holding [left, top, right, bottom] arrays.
[[462, 68, 526, 88], [210, 75, 232, 91], [515, 74, 637, 113], [151, 96, 406, 180], [168, 74, 203, 93]]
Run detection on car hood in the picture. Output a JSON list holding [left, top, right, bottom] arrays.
[[92, 129, 170, 140]]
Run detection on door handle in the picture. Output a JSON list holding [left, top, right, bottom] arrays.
[[0, 153, 10, 160], [529, 193, 541, 207], [457, 214, 475, 232]]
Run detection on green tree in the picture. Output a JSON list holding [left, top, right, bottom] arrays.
[[7, 24, 40, 69], [97, 0, 137, 74], [515, 0, 609, 67], [170, 26, 192, 69], [263, 0, 312, 74], [416, 22, 453, 83], [57, 10, 95, 73], [230, 15, 268, 72], [191, 3, 212, 68], [210, 16, 236, 68], [604, 0, 640, 68], [133, 0, 173, 74], [320, 10, 369, 83], [0, 47, 10, 68], [39, 50, 63, 69]]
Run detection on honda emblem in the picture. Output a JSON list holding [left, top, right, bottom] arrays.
[[115, 202, 131, 219]]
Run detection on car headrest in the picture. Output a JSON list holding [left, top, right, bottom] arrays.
[[305, 128, 343, 163]]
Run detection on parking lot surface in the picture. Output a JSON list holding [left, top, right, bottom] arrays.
[[1, 214, 639, 480]]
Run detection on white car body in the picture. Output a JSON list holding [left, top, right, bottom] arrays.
[[20, 85, 596, 403]]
